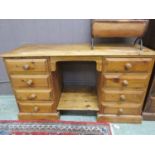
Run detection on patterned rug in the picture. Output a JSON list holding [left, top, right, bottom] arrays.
[[0, 120, 111, 135]]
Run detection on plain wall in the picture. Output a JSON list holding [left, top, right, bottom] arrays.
[[0, 19, 133, 94], [0, 19, 92, 94]]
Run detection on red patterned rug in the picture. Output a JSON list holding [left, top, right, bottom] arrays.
[[0, 120, 111, 135]]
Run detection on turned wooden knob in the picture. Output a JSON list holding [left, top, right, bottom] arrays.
[[26, 79, 33, 86], [117, 108, 123, 115], [33, 106, 39, 112], [28, 94, 36, 100], [23, 64, 30, 70], [122, 80, 128, 86], [120, 95, 126, 101], [125, 63, 132, 70]]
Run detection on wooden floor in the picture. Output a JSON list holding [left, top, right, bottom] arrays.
[[57, 91, 99, 111]]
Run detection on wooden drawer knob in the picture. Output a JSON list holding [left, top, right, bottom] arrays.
[[122, 80, 128, 86], [26, 79, 33, 86], [23, 64, 30, 70], [125, 63, 132, 70], [117, 108, 123, 115], [33, 106, 39, 112], [120, 95, 126, 101], [28, 94, 36, 100]]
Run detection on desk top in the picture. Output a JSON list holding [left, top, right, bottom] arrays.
[[1, 44, 155, 58]]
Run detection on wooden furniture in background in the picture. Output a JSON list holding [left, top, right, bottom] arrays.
[[143, 20, 155, 120], [91, 20, 149, 49], [92, 20, 149, 38], [143, 20, 155, 50], [1, 44, 155, 123], [143, 72, 155, 120]]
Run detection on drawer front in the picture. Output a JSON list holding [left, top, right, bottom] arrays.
[[101, 103, 141, 115], [11, 74, 50, 88], [103, 58, 153, 73], [101, 89, 144, 103], [5, 58, 48, 73], [15, 89, 52, 101], [103, 73, 149, 89], [18, 102, 54, 113]]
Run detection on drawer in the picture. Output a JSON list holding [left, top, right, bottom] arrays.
[[18, 102, 55, 113], [100, 103, 141, 115], [103, 58, 153, 73], [15, 89, 52, 101], [101, 89, 145, 103], [103, 73, 149, 89], [11, 74, 50, 88], [5, 58, 48, 73]]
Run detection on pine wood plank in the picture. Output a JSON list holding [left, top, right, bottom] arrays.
[[57, 92, 99, 111], [97, 113, 142, 123], [1, 44, 155, 57], [18, 112, 59, 120]]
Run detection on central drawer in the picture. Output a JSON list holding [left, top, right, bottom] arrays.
[[15, 89, 52, 101], [103, 58, 153, 73], [102, 73, 149, 89], [11, 74, 50, 88], [101, 89, 144, 103]]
